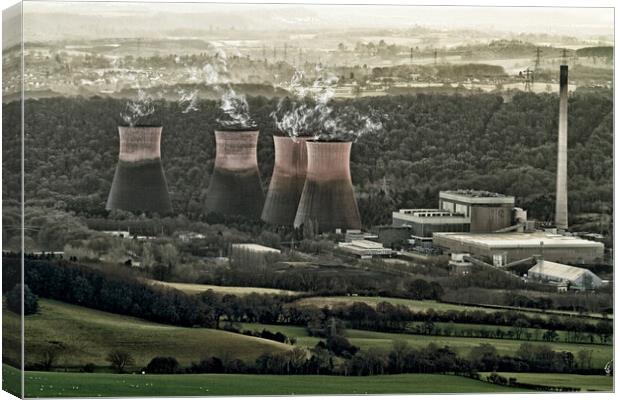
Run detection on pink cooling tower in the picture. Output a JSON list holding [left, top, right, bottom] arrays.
[[294, 140, 361, 233], [261, 136, 309, 226], [205, 129, 265, 219], [106, 126, 172, 214]]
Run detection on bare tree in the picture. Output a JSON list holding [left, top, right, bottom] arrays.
[[106, 350, 135, 373]]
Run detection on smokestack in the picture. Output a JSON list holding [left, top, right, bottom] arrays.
[[555, 65, 568, 230], [294, 141, 362, 233], [205, 129, 265, 219], [261, 136, 309, 226], [106, 126, 172, 214]]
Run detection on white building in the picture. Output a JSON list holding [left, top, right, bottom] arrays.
[[528, 260, 603, 291], [231, 243, 281, 255], [338, 240, 393, 259]]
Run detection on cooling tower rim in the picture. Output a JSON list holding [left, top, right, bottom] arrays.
[[306, 139, 352, 143], [273, 132, 317, 138], [214, 126, 259, 132], [119, 124, 163, 128]]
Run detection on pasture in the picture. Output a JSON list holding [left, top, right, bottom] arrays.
[[2, 299, 291, 368], [0, 365, 527, 397]]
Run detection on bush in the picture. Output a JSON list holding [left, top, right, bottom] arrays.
[[6, 284, 39, 315], [106, 350, 135, 373], [82, 363, 96, 373], [145, 357, 180, 374]]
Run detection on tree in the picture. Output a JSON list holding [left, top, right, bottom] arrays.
[[106, 350, 135, 373], [145, 356, 179, 374], [6, 284, 38, 315]]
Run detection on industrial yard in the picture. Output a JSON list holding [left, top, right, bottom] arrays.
[[2, 2, 614, 398]]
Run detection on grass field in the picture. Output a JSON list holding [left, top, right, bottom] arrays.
[[147, 279, 302, 296], [2, 299, 291, 368], [296, 296, 606, 323], [481, 372, 613, 391], [0, 365, 527, 397], [241, 323, 613, 368]]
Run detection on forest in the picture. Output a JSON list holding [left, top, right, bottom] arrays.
[[2, 89, 613, 231]]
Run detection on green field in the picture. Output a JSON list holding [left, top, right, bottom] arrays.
[[2, 299, 291, 368], [241, 323, 613, 368], [481, 372, 613, 391], [147, 279, 302, 296], [296, 296, 606, 323], [0, 365, 526, 397]]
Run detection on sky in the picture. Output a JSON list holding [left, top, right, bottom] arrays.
[[15, 1, 614, 43]]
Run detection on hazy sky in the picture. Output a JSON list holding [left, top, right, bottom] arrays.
[[14, 1, 615, 43]]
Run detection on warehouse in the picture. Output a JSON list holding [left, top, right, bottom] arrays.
[[528, 260, 603, 291], [433, 231, 604, 264]]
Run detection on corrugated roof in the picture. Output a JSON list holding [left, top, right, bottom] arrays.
[[528, 260, 590, 281]]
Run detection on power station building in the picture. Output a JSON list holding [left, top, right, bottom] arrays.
[[205, 129, 265, 219], [294, 141, 362, 233], [438, 190, 515, 233], [106, 126, 172, 214], [392, 209, 470, 239], [432, 231, 604, 265]]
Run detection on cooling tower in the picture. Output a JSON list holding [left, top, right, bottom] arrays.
[[205, 129, 265, 219], [261, 136, 309, 226], [106, 126, 172, 214], [294, 140, 362, 233], [555, 65, 569, 230]]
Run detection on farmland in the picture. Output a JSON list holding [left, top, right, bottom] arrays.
[[481, 372, 613, 391], [147, 279, 302, 296], [240, 322, 613, 368], [2, 299, 291, 368], [0, 365, 526, 397]]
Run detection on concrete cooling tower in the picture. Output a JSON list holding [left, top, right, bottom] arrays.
[[205, 129, 265, 219], [294, 140, 362, 233], [261, 136, 309, 226], [106, 126, 172, 214]]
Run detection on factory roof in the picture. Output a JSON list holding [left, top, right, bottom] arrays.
[[439, 190, 514, 205], [393, 209, 469, 223], [433, 231, 604, 249], [231, 243, 281, 254], [528, 260, 596, 281]]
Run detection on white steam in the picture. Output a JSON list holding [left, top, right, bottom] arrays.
[[272, 64, 383, 141], [120, 88, 156, 126]]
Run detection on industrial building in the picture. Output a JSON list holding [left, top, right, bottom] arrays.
[[438, 190, 515, 232], [294, 141, 362, 233], [231, 243, 281, 256], [433, 231, 604, 265], [262, 136, 309, 226], [205, 129, 265, 219], [392, 209, 470, 239], [370, 225, 412, 249], [106, 126, 172, 214], [338, 240, 393, 259], [528, 260, 603, 291]]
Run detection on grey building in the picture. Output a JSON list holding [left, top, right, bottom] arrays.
[[438, 190, 515, 233], [392, 209, 470, 239], [433, 231, 604, 265]]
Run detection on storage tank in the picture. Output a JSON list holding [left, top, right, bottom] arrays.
[[106, 125, 172, 214], [205, 129, 265, 219], [261, 136, 309, 226], [293, 140, 361, 233]]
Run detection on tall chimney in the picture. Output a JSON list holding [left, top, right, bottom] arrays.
[[294, 141, 362, 233], [106, 126, 172, 214], [555, 65, 568, 230], [261, 136, 309, 226], [205, 129, 265, 219]]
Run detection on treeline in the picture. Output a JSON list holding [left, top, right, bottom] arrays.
[[2, 90, 612, 231], [5, 257, 611, 343]]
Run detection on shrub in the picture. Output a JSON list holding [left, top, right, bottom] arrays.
[[82, 363, 96, 373], [145, 356, 179, 374], [6, 284, 38, 315]]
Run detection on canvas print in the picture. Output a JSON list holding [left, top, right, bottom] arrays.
[[1, 0, 615, 397]]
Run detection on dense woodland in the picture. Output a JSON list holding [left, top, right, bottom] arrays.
[[2, 90, 613, 232]]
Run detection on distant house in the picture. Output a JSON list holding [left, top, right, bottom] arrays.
[[528, 260, 603, 291]]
